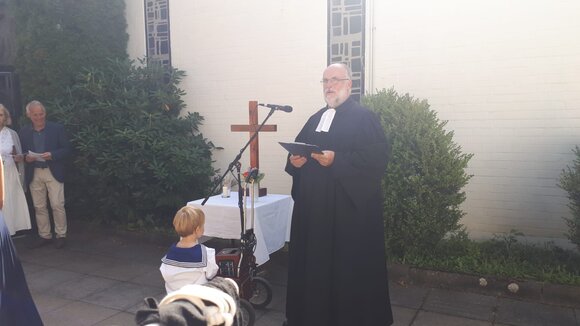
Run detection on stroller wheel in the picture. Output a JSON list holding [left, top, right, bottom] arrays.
[[239, 298, 256, 326], [249, 276, 273, 309]]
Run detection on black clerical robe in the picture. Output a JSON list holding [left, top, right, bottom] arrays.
[[285, 98, 393, 326]]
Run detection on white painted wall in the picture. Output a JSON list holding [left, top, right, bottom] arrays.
[[125, 0, 580, 245], [370, 0, 580, 245], [168, 1, 327, 195], [126, 0, 327, 194]]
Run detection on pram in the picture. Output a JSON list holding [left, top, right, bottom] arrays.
[[136, 277, 241, 326]]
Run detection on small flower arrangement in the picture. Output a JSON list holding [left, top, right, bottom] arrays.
[[243, 167, 265, 185]]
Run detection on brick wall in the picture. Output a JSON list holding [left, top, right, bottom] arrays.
[[371, 1, 580, 244]]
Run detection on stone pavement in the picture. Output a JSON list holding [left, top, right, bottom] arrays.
[[12, 222, 580, 326]]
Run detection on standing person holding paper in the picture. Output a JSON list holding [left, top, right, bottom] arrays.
[[19, 101, 71, 249], [283, 63, 393, 326]]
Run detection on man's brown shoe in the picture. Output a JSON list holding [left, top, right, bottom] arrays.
[[28, 237, 52, 249], [55, 237, 66, 249]]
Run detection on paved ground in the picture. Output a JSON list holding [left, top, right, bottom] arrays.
[[13, 222, 580, 326]]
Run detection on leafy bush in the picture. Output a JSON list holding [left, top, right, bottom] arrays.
[[558, 146, 580, 250], [10, 0, 128, 103], [398, 230, 580, 286], [362, 88, 473, 257], [50, 59, 216, 228]]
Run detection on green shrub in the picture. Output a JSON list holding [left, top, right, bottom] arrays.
[[10, 0, 128, 103], [50, 59, 216, 228], [558, 146, 580, 250], [362, 88, 473, 257], [399, 230, 580, 285]]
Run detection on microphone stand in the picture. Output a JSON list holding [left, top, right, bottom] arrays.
[[200, 107, 277, 243]]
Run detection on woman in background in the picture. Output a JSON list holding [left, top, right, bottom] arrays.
[[0, 104, 31, 235], [0, 153, 43, 325]]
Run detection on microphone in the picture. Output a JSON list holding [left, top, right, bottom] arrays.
[[258, 103, 293, 112]]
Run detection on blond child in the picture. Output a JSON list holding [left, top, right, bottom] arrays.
[[160, 206, 219, 293]]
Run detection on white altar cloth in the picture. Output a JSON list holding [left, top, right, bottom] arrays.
[[188, 192, 293, 265]]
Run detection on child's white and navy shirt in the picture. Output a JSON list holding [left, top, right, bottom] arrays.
[[160, 243, 219, 293]]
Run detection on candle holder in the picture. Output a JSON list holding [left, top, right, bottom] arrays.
[[221, 185, 231, 198]]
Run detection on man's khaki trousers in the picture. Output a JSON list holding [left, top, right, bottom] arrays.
[[30, 168, 67, 239]]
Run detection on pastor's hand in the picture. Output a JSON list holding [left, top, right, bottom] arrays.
[[289, 154, 307, 168], [311, 150, 335, 167]]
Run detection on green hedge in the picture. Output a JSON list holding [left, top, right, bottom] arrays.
[[558, 146, 580, 250], [363, 89, 473, 257], [51, 59, 216, 228], [10, 0, 128, 103]]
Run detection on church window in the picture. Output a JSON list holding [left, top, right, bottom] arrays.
[[145, 0, 171, 67], [328, 0, 365, 101]]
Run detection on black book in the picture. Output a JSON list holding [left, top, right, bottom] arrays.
[[278, 142, 323, 156]]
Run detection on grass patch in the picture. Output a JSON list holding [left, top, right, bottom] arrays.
[[390, 230, 580, 286]]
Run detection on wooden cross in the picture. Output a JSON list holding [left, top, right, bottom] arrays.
[[230, 101, 277, 169]]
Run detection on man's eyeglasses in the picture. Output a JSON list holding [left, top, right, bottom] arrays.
[[320, 78, 350, 85]]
